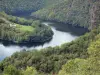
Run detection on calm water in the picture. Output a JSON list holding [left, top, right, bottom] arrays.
[[0, 21, 88, 61]]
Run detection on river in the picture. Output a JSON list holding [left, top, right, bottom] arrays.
[[0, 20, 88, 61]]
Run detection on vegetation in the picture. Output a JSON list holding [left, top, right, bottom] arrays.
[[0, 0, 100, 75], [32, 0, 92, 28], [58, 34, 100, 75], [0, 65, 39, 75], [0, 0, 44, 13], [0, 12, 53, 43], [3, 65, 23, 75], [0, 0, 64, 14], [0, 0, 99, 29], [0, 25, 100, 74]]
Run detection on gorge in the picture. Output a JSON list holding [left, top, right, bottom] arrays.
[[0, 0, 100, 75]]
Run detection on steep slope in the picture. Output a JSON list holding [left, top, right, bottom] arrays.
[[90, 2, 100, 29], [0, 0, 44, 13], [32, 0, 99, 28], [0, 0, 63, 14], [58, 34, 100, 75], [0, 0, 99, 28]]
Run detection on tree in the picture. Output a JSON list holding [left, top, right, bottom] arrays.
[[22, 66, 38, 75], [31, 20, 41, 28], [3, 65, 23, 75], [58, 35, 100, 75]]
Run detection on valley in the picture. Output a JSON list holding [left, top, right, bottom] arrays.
[[0, 21, 87, 61], [0, 0, 100, 75]]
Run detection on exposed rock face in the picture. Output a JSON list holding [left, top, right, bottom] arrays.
[[90, 1, 100, 29]]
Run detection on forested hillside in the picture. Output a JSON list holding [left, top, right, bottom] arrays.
[[0, 0, 100, 75], [32, 0, 91, 28], [58, 34, 100, 75], [32, 0, 99, 28], [0, 0, 63, 14], [0, 0, 44, 13], [0, 0, 99, 28]]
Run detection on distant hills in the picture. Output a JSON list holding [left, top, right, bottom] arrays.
[[0, 0, 63, 13], [1, 0, 99, 29], [0, 0, 91, 28]]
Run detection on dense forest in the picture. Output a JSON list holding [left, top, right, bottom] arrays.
[[0, 0, 98, 28], [0, 0, 64, 14], [32, 0, 91, 28], [0, 12, 53, 43], [0, 0, 93, 28], [31, 0, 100, 29], [0, 0, 100, 75]]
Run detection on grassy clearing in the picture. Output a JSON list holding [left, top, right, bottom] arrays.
[[16, 24, 34, 32]]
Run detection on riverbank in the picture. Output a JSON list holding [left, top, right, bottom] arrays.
[[0, 21, 88, 61], [0, 12, 53, 44]]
